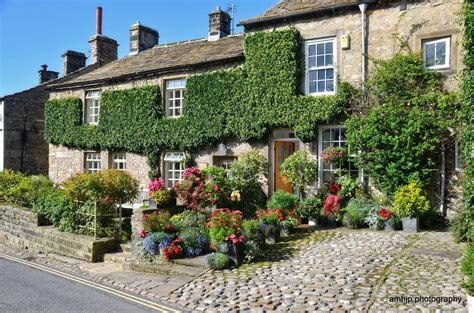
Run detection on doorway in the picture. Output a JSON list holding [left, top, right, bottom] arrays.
[[274, 141, 295, 193]]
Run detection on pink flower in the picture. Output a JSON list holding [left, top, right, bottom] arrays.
[[213, 185, 219, 192], [139, 229, 147, 238], [148, 177, 165, 194]]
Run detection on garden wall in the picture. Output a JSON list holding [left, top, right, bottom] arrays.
[[0, 205, 119, 262]]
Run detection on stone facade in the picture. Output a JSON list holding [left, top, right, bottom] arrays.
[[1, 86, 51, 174], [0, 205, 118, 262]]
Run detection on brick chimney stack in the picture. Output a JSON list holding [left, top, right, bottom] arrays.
[[61, 50, 87, 75], [208, 6, 231, 41], [38, 64, 59, 84], [88, 7, 118, 65], [129, 22, 159, 55]]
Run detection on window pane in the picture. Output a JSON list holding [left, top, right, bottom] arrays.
[[317, 56, 325, 67], [325, 42, 333, 54], [308, 45, 316, 56], [317, 81, 325, 92], [309, 70, 317, 81], [326, 69, 334, 80], [322, 129, 330, 142], [326, 80, 334, 92], [317, 70, 325, 80], [309, 82, 317, 93], [425, 43, 436, 67], [308, 56, 316, 68], [317, 43, 324, 55], [326, 54, 333, 66], [436, 41, 446, 65]]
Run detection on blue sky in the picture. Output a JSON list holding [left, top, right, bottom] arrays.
[[0, 0, 275, 96]]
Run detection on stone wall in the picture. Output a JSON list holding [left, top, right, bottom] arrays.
[[2, 86, 50, 175], [0, 205, 118, 262]]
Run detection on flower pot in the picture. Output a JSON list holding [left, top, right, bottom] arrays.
[[228, 242, 245, 266], [263, 224, 281, 244], [468, 293, 474, 313], [401, 218, 419, 232], [308, 218, 317, 226], [325, 215, 337, 228], [148, 198, 157, 209], [384, 220, 396, 231]]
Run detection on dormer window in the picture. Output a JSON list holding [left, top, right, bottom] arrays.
[[305, 38, 336, 96], [85, 91, 100, 124], [165, 79, 186, 118]]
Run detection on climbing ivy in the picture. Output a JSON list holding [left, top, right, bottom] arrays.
[[44, 29, 353, 173], [462, 0, 474, 242]]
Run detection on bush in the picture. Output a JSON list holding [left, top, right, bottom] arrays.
[[242, 219, 260, 239], [5, 175, 54, 208], [227, 150, 269, 217], [296, 197, 322, 219], [0, 170, 25, 202], [143, 232, 175, 255], [207, 208, 243, 246], [280, 150, 317, 197], [393, 182, 430, 218], [451, 208, 471, 243], [151, 190, 173, 206], [342, 198, 378, 229], [462, 244, 474, 296], [206, 252, 229, 270], [365, 206, 385, 230], [202, 166, 229, 193], [266, 191, 299, 217], [179, 229, 210, 257], [31, 187, 75, 232], [256, 208, 283, 224], [100, 169, 139, 204], [143, 211, 172, 233], [278, 216, 298, 233], [169, 210, 208, 232]]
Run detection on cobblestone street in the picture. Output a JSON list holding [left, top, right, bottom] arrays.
[[169, 230, 467, 312]]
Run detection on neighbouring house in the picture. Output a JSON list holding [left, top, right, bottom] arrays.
[[45, 1, 464, 214]]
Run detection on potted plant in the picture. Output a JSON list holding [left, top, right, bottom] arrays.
[[278, 216, 298, 237], [148, 177, 175, 208], [379, 207, 400, 231], [323, 194, 342, 227], [462, 244, 474, 312], [320, 146, 347, 168], [224, 233, 245, 266], [296, 197, 323, 226], [393, 182, 430, 232], [280, 150, 317, 199], [256, 208, 284, 243]]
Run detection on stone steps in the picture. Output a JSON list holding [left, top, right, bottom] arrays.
[[104, 251, 134, 264], [127, 261, 208, 278], [120, 242, 132, 253]]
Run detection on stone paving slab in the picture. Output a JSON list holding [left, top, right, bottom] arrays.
[[169, 230, 467, 312]]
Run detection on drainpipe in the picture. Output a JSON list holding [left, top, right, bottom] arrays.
[[359, 3, 368, 85]]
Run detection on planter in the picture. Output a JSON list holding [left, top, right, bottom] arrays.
[[401, 218, 419, 232], [262, 224, 281, 244], [325, 215, 337, 228], [228, 242, 245, 266], [308, 218, 317, 226], [468, 293, 474, 313], [148, 197, 176, 209], [280, 228, 290, 237], [384, 220, 396, 231]]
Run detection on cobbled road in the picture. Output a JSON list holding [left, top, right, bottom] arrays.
[[168, 229, 467, 312]]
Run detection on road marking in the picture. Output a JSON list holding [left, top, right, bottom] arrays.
[[0, 252, 181, 313]]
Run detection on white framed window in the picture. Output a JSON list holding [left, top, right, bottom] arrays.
[[306, 38, 336, 96], [164, 152, 185, 188], [85, 152, 101, 173], [112, 152, 127, 170], [85, 91, 101, 124], [165, 79, 186, 118], [423, 37, 450, 70], [318, 125, 358, 183]]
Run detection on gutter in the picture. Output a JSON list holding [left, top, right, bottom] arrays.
[[47, 54, 244, 91], [239, 1, 378, 28]]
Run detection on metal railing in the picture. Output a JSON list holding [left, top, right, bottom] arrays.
[[74, 199, 124, 240]]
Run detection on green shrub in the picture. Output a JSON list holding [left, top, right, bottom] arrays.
[[450, 209, 471, 243], [143, 211, 172, 233], [169, 210, 207, 231], [462, 244, 474, 296], [296, 197, 322, 219], [5, 175, 54, 208], [100, 169, 139, 204], [151, 190, 173, 206], [278, 216, 298, 233], [207, 208, 243, 246], [393, 182, 430, 218], [0, 170, 25, 202], [31, 188, 75, 232], [280, 150, 317, 197], [267, 191, 299, 217], [227, 150, 269, 217], [242, 219, 260, 239], [202, 166, 229, 193], [342, 198, 378, 229], [206, 252, 229, 270]]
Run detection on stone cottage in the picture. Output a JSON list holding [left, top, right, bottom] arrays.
[[46, 1, 464, 214]]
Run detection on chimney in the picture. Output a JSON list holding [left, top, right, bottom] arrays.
[[208, 6, 231, 41], [129, 22, 159, 55], [88, 7, 118, 65], [61, 50, 87, 75], [38, 64, 59, 84]]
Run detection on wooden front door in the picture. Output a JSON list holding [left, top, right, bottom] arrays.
[[274, 141, 295, 192]]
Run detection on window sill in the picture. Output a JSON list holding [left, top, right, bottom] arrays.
[[305, 92, 336, 97]]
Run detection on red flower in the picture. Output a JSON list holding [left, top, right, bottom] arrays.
[[328, 183, 342, 194], [139, 229, 148, 238], [323, 194, 341, 216], [379, 208, 394, 221]]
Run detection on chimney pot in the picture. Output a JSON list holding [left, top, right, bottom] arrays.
[[41, 64, 48, 71], [96, 7, 103, 35]]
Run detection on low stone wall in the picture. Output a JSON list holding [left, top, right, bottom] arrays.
[[0, 205, 119, 262]]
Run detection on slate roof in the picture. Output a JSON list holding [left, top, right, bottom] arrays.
[[240, 0, 361, 26], [49, 35, 244, 89]]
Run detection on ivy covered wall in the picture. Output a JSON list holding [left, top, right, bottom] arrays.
[[45, 29, 353, 163], [462, 0, 474, 241]]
